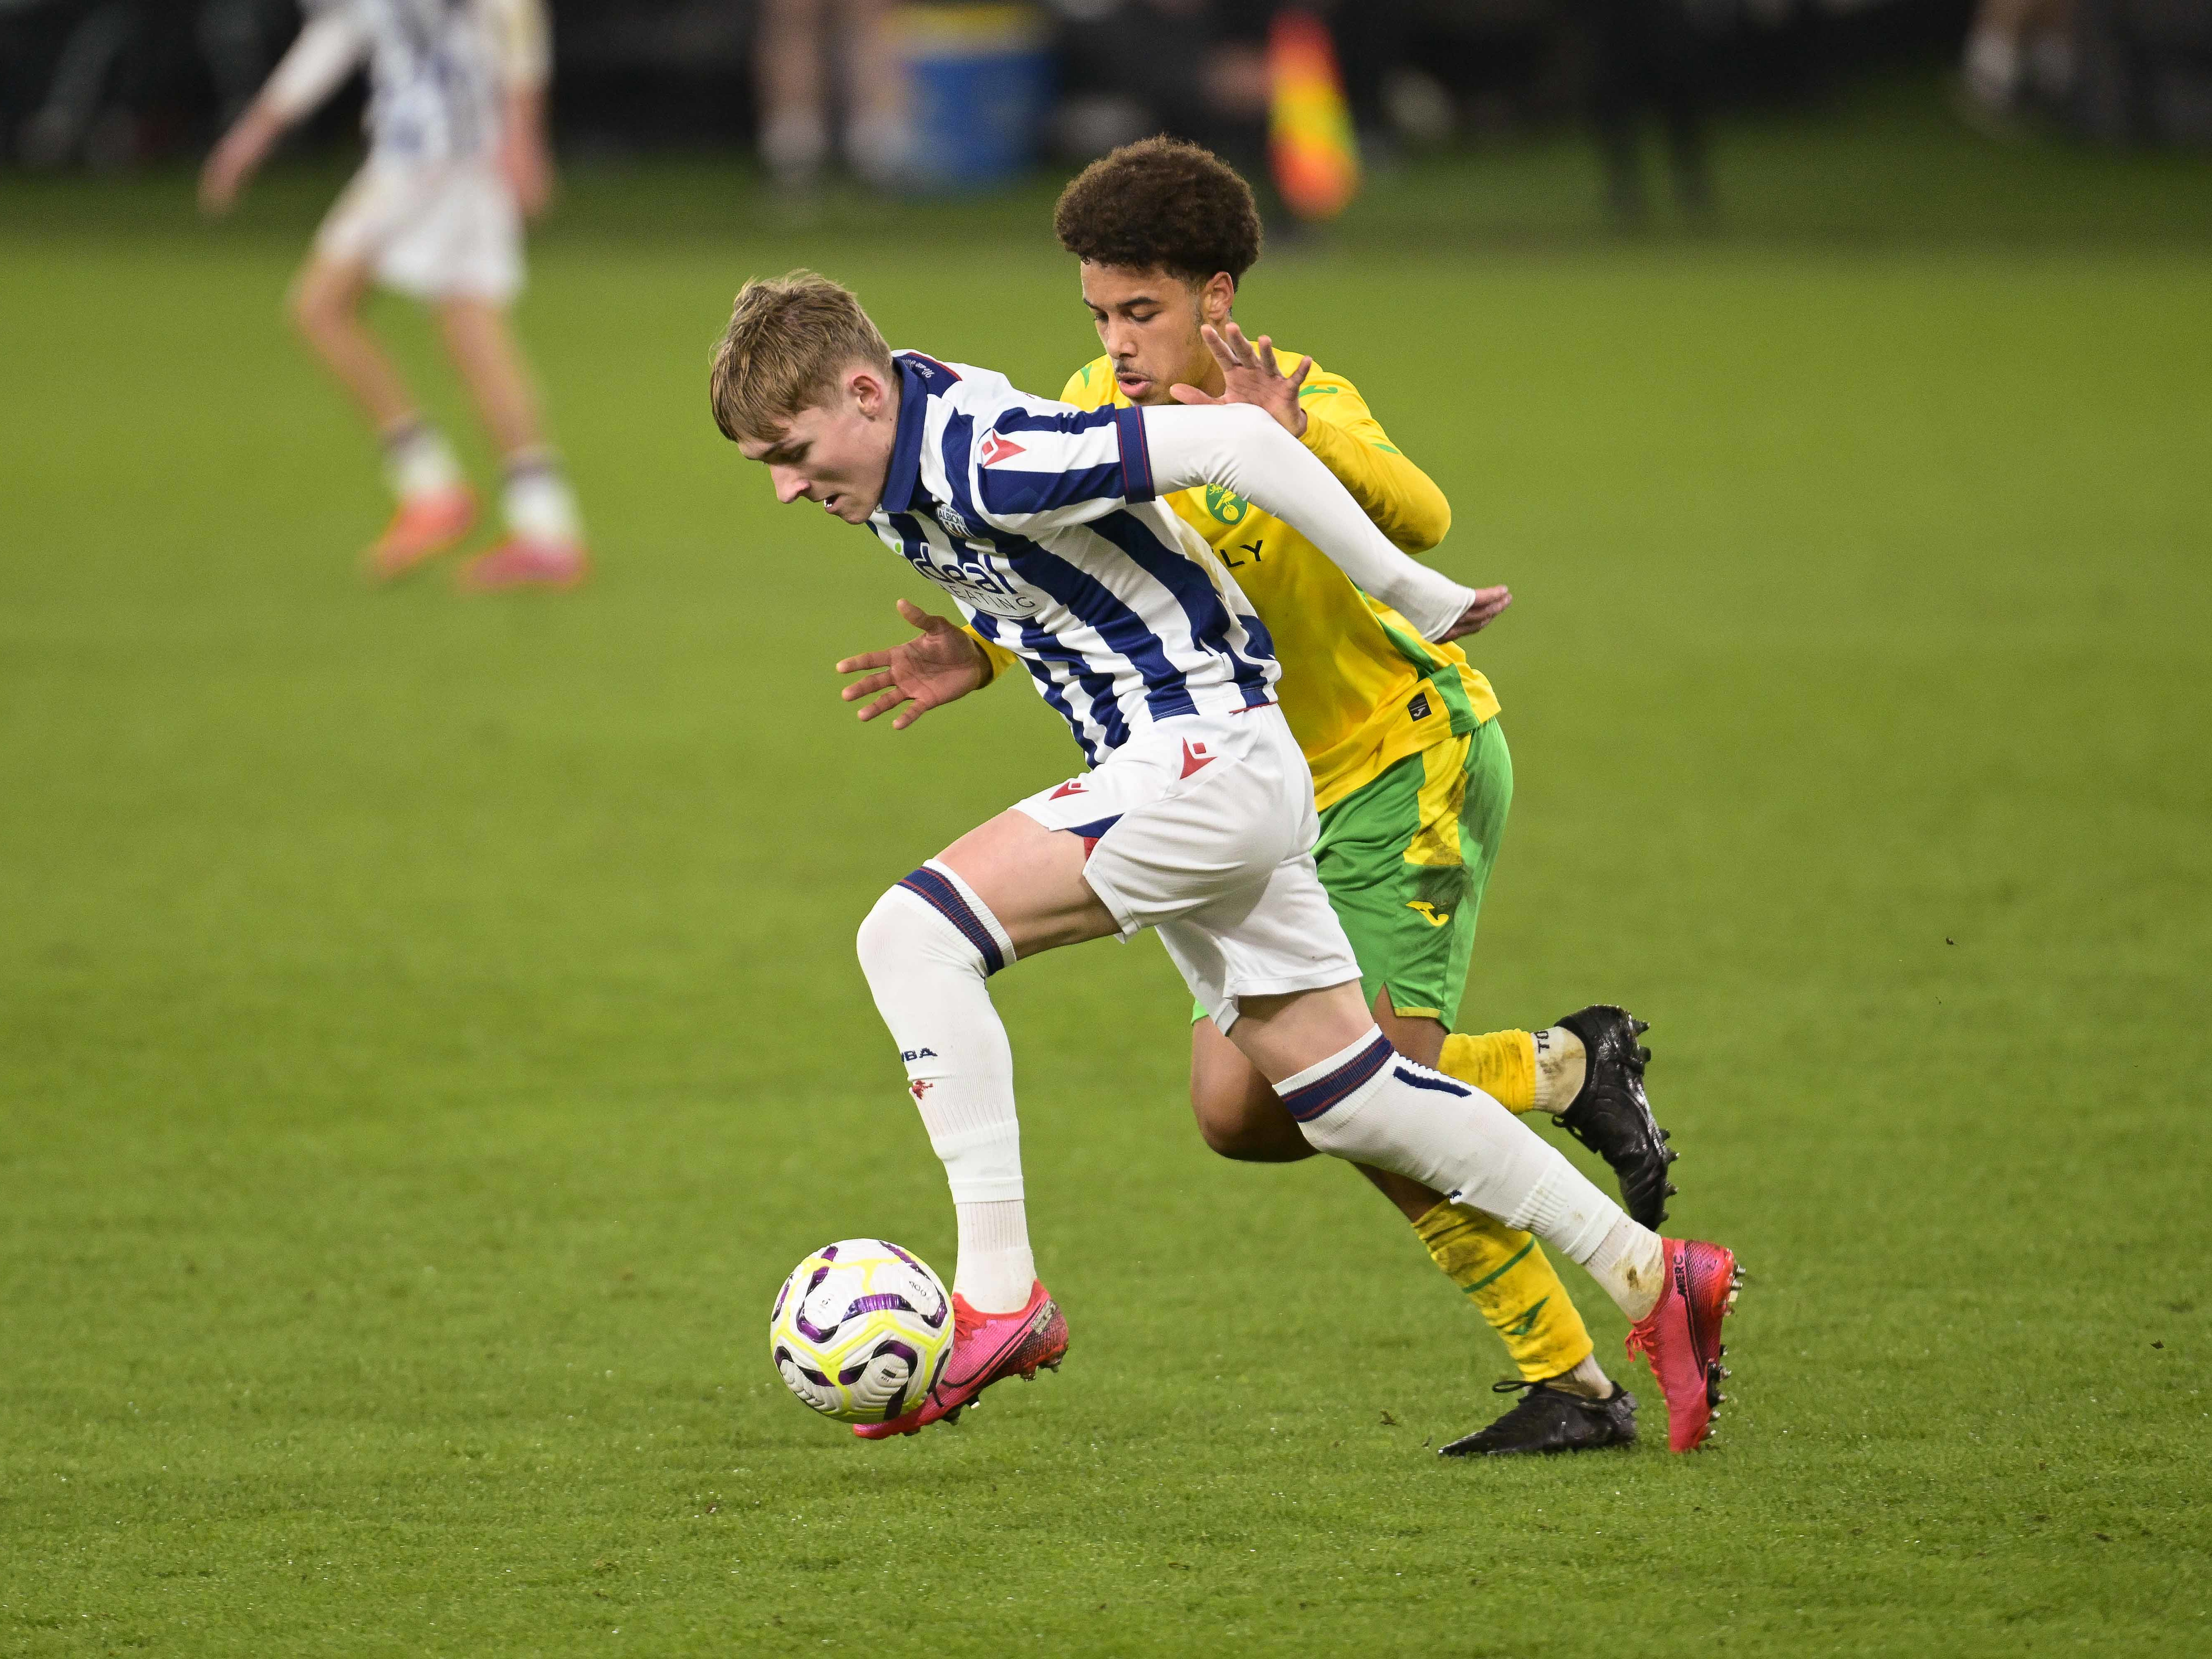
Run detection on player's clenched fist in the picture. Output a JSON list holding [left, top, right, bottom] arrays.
[[836, 598, 992, 730]]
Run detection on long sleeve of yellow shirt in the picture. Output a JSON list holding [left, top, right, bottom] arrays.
[[1290, 365, 1451, 554]]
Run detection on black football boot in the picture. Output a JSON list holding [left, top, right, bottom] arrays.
[[1438, 1377, 1638, 1457], [1553, 1005, 1677, 1231]]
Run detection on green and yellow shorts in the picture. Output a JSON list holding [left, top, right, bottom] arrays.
[[1316, 717, 1511, 1022], [1191, 718, 1512, 1027]]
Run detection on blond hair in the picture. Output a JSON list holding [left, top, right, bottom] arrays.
[[708, 271, 895, 444]]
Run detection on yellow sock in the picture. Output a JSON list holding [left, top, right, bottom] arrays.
[[1412, 1201, 1594, 1383], [1439, 1030, 1538, 1113]]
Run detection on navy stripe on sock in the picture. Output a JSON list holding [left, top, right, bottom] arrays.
[[1280, 1034, 1394, 1124], [896, 866, 1006, 975], [381, 417, 428, 455], [1393, 1064, 1472, 1096]]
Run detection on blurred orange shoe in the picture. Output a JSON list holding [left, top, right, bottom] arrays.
[[457, 538, 590, 593], [363, 487, 477, 583]]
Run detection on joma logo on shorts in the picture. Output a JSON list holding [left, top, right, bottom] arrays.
[[1406, 901, 1451, 927]]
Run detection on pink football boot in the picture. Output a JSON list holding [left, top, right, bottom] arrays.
[[1624, 1238, 1742, 1452], [363, 487, 476, 582], [457, 538, 590, 593], [854, 1280, 1067, 1440]]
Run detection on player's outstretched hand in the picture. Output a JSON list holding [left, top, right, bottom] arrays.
[[1170, 322, 1312, 438], [836, 598, 991, 730], [198, 107, 281, 217], [1438, 585, 1513, 642]]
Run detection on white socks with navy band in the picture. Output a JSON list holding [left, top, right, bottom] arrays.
[[857, 861, 1034, 1313], [1276, 1027, 1664, 1320]]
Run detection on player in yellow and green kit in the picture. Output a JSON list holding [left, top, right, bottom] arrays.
[[1022, 138, 1683, 1455]]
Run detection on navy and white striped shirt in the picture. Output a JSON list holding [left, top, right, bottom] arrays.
[[308, 0, 508, 163], [869, 352, 1280, 764]]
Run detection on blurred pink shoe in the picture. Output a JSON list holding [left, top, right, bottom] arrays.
[[853, 1280, 1067, 1440], [457, 538, 589, 593], [363, 487, 475, 582]]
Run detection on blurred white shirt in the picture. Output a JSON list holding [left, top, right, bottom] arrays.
[[270, 0, 548, 165]]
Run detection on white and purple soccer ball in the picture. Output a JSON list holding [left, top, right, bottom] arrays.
[[769, 1239, 953, 1424]]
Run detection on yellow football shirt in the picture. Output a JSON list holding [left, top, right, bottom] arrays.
[[1022, 350, 1499, 810]]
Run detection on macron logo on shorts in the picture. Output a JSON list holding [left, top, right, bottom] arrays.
[[1180, 740, 1215, 778], [978, 432, 1027, 467]]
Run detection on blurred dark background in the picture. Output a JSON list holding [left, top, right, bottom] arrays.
[[4, 0, 2209, 190]]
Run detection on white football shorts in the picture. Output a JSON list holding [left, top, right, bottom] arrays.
[[1012, 704, 1360, 1030], [314, 159, 523, 304]]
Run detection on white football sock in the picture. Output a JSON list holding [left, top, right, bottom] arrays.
[[762, 110, 829, 183], [1530, 1025, 1586, 1114], [855, 861, 1033, 1313], [1278, 1028, 1660, 1321], [382, 419, 462, 502], [1584, 1216, 1666, 1323], [1560, 1351, 1616, 1399], [953, 1200, 1034, 1315], [1964, 28, 2020, 108], [846, 113, 913, 188], [503, 451, 582, 547]]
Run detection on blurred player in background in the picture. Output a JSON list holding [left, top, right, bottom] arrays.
[[199, 0, 589, 591], [1042, 139, 1679, 1456], [1581, 0, 1716, 229], [755, 0, 908, 193], [1961, 0, 2077, 124]]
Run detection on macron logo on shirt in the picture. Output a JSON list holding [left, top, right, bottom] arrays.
[[978, 432, 1027, 467]]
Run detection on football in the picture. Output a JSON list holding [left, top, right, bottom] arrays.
[[769, 1239, 954, 1423]]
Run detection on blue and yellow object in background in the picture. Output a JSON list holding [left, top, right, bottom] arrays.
[[899, 5, 1051, 192]]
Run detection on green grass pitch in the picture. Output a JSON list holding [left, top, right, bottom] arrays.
[[3, 88, 2210, 1654]]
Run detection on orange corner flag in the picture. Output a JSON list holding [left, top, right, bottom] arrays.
[[1268, 10, 1360, 222]]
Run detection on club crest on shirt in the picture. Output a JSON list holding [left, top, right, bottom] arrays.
[[1204, 485, 1251, 525], [935, 503, 973, 540]]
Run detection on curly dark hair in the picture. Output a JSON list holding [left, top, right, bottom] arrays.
[[1053, 137, 1263, 288]]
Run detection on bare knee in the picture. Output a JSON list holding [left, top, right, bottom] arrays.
[[434, 295, 502, 346], [286, 266, 354, 342], [1190, 1019, 1314, 1162], [1193, 1099, 1314, 1162]]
